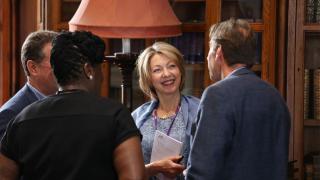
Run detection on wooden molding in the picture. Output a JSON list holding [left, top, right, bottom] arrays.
[[0, 0, 13, 105]]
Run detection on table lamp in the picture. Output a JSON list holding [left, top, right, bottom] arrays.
[[69, 0, 181, 110]]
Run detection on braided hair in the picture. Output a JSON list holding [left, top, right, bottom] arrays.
[[50, 31, 105, 86]]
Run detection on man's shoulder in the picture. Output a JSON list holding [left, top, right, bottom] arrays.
[[0, 85, 38, 114], [206, 72, 283, 104], [204, 80, 232, 96], [0, 85, 38, 136], [203, 73, 266, 98], [212, 72, 267, 88]]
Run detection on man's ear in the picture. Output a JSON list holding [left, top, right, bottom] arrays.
[[26, 60, 38, 76], [215, 46, 224, 63], [83, 63, 94, 80]]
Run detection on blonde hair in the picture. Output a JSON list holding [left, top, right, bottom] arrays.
[[136, 42, 185, 99]]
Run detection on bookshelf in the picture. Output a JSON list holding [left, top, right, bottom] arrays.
[[110, 0, 277, 109], [43, 0, 278, 110], [288, 0, 320, 179]]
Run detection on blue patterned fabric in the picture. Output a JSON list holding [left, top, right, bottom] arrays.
[[132, 95, 200, 166]]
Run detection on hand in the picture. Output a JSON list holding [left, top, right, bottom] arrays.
[[146, 156, 185, 178]]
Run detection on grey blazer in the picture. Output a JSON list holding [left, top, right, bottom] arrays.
[[186, 68, 291, 180]]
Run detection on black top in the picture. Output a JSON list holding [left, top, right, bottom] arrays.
[[1, 90, 141, 180]]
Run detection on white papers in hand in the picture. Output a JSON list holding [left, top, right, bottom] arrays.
[[150, 130, 183, 162], [150, 130, 183, 180]]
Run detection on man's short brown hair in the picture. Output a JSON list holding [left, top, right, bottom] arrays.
[[21, 30, 58, 76], [209, 18, 256, 68]]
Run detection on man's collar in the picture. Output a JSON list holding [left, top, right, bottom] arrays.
[[26, 82, 46, 99], [224, 66, 246, 79]]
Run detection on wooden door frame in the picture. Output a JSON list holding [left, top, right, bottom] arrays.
[[0, 0, 19, 105], [287, 0, 305, 179]]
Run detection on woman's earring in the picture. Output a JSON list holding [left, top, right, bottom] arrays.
[[89, 75, 93, 80]]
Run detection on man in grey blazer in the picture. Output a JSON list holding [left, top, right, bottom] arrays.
[[0, 30, 58, 137], [186, 18, 290, 180]]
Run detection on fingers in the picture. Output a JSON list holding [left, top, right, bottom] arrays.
[[146, 156, 185, 178], [162, 165, 184, 178], [165, 155, 183, 163], [159, 158, 185, 178], [174, 155, 184, 163]]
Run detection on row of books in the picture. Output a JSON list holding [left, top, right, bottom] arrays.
[[304, 69, 320, 120], [107, 32, 265, 66], [306, 0, 320, 23], [108, 33, 205, 64], [305, 152, 320, 179], [168, 32, 205, 64]]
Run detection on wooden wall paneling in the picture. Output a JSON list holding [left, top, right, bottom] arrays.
[[262, 0, 276, 84], [46, 0, 61, 31], [204, 0, 220, 87], [12, 0, 20, 92], [276, 1, 300, 178], [276, 0, 288, 98], [18, 0, 38, 88], [295, 0, 306, 178], [0, 0, 12, 105], [287, 0, 297, 165], [287, 0, 304, 179], [0, 0, 39, 106]]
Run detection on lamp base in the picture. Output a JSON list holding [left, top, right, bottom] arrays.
[[105, 52, 139, 111]]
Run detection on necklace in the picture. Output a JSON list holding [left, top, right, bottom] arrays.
[[157, 111, 176, 120], [152, 105, 180, 136]]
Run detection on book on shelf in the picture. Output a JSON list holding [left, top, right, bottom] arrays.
[[305, 163, 313, 180], [168, 32, 204, 64], [304, 68, 320, 120], [313, 69, 320, 120], [304, 152, 320, 179], [305, 0, 320, 23], [305, 69, 310, 119]]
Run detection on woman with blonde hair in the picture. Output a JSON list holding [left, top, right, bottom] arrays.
[[132, 42, 199, 179]]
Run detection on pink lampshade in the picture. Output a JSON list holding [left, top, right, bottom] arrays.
[[69, 0, 182, 39]]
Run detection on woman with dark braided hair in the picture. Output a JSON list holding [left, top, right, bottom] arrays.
[[0, 31, 146, 180]]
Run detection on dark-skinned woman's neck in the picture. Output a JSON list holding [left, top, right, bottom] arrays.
[[57, 84, 89, 95]]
